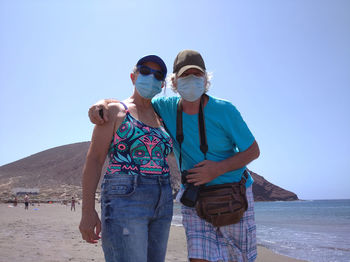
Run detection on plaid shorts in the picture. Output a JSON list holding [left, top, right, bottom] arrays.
[[181, 186, 257, 262]]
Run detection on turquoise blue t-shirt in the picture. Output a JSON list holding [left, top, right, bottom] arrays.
[[152, 95, 255, 187]]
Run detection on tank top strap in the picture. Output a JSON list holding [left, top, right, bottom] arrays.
[[154, 110, 168, 131], [119, 101, 129, 113], [153, 110, 164, 125]]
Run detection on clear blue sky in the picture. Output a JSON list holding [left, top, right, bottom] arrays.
[[1, 0, 349, 200]]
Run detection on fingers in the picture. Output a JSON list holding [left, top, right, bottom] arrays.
[[186, 174, 198, 180], [102, 104, 109, 122], [89, 229, 100, 243], [88, 105, 105, 125], [80, 228, 100, 244], [194, 178, 208, 186], [79, 220, 101, 244], [95, 220, 102, 239], [88, 106, 102, 125], [186, 174, 201, 184], [189, 178, 205, 186], [186, 172, 209, 186], [188, 165, 202, 174], [193, 160, 206, 168]]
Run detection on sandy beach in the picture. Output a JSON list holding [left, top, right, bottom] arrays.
[[0, 203, 306, 262]]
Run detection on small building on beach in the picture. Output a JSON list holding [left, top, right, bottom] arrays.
[[12, 188, 40, 195]]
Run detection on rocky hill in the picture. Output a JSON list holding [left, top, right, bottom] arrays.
[[0, 142, 298, 202], [248, 170, 298, 201]]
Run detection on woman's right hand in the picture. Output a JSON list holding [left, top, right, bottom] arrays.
[[88, 99, 118, 125], [79, 209, 102, 244]]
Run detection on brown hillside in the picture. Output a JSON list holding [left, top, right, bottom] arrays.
[[248, 170, 298, 201], [0, 142, 298, 202]]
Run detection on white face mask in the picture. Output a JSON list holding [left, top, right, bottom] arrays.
[[176, 75, 205, 102]]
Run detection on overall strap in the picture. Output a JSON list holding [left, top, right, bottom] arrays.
[[176, 100, 184, 171], [198, 95, 208, 158], [176, 95, 208, 171]]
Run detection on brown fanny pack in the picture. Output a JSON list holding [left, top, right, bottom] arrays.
[[195, 171, 249, 227]]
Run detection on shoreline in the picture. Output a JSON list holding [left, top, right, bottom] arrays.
[[0, 203, 306, 262], [168, 225, 307, 262]]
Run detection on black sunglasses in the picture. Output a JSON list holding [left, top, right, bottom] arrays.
[[137, 65, 165, 81]]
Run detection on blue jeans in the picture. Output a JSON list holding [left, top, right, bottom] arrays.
[[101, 173, 173, 262]]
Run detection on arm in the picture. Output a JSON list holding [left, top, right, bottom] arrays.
[[88, 98, 119, 125], [79, 105, 119, 243], [186, 140, 260, 186]]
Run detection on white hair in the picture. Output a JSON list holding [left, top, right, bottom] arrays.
[[167, 71, 213, 94]]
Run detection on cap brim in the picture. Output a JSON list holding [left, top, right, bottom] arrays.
[[177, 65, 204, 76], [137, 55, 167, 76]]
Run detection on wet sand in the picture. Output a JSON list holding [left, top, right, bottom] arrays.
[[0, 204, 306, 262]]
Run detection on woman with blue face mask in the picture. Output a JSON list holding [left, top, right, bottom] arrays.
[[88, 50, 260, 262], [79, 55, 174, 262]]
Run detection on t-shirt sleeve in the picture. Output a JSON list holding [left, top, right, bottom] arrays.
[[151, 96, 178, 129], [224, 104, 255, 152], [151, 97, 163, 116]]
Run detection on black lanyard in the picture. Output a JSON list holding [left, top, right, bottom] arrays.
[[176, 95, 208, 171]]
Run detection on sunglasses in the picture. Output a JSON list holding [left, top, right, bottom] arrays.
[[137, 65, 165, 81]]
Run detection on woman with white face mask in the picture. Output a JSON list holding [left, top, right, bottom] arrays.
[[88, 50, 260, 262], [79, 55, 173, 262]]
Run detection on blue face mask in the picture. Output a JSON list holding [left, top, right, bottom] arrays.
[[135, 74, 162, 99], [177, 75, 205, 102]]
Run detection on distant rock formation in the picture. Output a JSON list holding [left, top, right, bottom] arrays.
[[248, 170, 298, 201], [0, 142, 298, 202]]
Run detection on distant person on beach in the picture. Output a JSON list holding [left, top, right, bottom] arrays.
[[71, 197, 76, 211], [79, 55, 173, 262], [89, 50, 260, 262], [24, 194, 29, 210], [13, 196, 18, 207]]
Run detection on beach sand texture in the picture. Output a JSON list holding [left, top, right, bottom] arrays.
[[0, 204, 306, 262]]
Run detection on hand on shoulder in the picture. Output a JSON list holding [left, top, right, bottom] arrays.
[[107, 102, 127, 121], [88, 98, 118, 125]]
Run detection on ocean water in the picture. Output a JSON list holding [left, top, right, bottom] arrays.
[[171, 199, 350, 262]]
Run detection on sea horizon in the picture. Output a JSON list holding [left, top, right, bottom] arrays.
[[172, 199, 350, 262]]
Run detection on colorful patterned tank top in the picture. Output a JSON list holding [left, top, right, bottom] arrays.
[[106, 102, 173, 177]]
